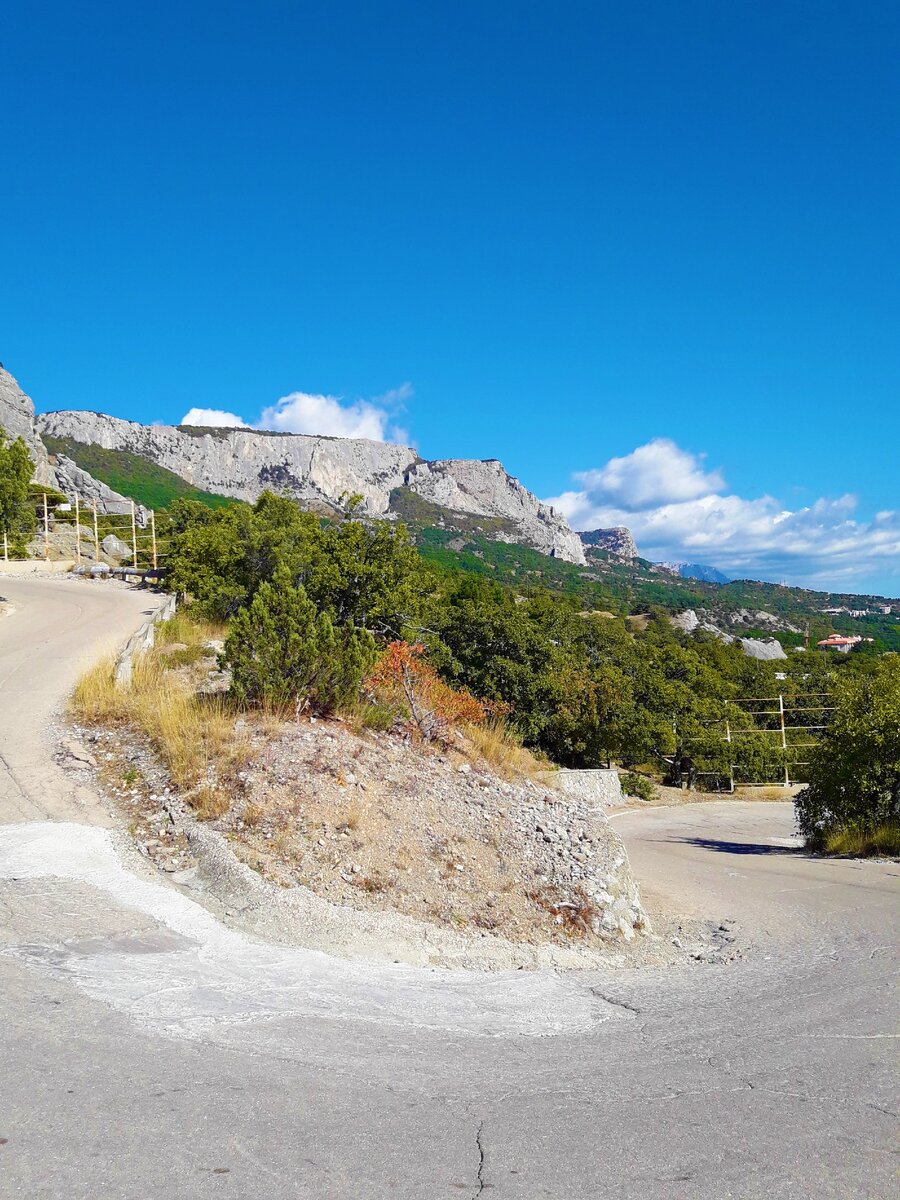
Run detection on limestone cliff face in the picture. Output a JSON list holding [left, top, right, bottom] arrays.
[[35, 410, 586, 563], [404, 458, 585, 562], [0, 366, 55, 485], [580, 526, 638, 559]]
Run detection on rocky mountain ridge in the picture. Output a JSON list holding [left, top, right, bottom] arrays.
[[35, 405, 587, 563], [660, 561, 731, 585]]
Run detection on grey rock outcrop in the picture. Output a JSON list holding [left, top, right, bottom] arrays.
[[37, 410, 586, 562], [738, 637, 788, 661], [0, 366, 139, 516], [670, 610, 789, 660], [0, 365, 55, 485], [670, 609, 701, 634], [102, 533, 133, 560], [404, 458, 585, 561], [580, 526, 638, 559]]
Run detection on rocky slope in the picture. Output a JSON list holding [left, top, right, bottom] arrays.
[[580, 526, 638, 558], [37, 408, 585, 561], [0, 364, 55, 486], [0, 365, 139, 515], [670, 609, 789, 660]]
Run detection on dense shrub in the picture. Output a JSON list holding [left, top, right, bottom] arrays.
[[620, 771, 657, 803], [166, 493, 892, 787], [224, 566, 376, 712], [795, 657, 900, 852]]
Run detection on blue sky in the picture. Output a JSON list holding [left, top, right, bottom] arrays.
[[2, 1, 898, 593]]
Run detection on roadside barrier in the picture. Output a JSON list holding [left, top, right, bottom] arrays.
[[115, 593, 178, 686]]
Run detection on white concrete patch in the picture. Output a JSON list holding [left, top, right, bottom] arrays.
[[0, 822, 621, 1039]]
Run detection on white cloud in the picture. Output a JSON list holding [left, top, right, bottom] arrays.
[[547, 440, 900, 591], [180, 407, 248, 428], [259, 392, 390, 440], [574, 438, 726, 511], [179, 383, 412, 444]]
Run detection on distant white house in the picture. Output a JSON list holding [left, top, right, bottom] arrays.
[[816, 634, 874, 654]]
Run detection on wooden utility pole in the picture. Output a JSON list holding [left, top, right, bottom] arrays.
[[130, 501, 138, 568], [74, 494, 81, 562], [93, 501, 99, 562], [43, 493, 49, 560], [150, 510, 157, 571]]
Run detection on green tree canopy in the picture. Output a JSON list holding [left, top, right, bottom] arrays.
[[224, 563, 376, 711], [0, 428, 36, 555], [166, 490, 428, 633], [795, 656, 900, 845]]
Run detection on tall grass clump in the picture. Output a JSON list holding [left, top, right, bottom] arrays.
[[462, 717, 547, 781], [70, 648, 250, 795], [69, 656, 124, 727], [820, 821, 900, 858]]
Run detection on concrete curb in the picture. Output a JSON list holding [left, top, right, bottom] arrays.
[[115, 593, 177, 685], [0, 559, 76, 575]]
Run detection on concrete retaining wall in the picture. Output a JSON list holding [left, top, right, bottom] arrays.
[[0, 560, 75, 575], [541, 768, 625, 811]]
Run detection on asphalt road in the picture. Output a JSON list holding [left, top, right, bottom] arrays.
[[0, 578, 897, 1198]]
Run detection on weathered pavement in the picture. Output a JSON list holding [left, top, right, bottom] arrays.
[[1, 578, 897, 1198], [0, 576, 159, 824]]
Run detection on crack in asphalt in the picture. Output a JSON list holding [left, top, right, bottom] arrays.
[[472, 1121, 486, 1197], [590, 988, 642, 1015]]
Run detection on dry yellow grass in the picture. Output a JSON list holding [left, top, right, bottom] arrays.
[[69, 655, 124, 726], [337, 802, 364, 832], [191, 785, 230, 820], [155, 610, 226, 649], [70, 642, 251, 801], [242, 801, 265, 828], [822, 821, 900, 857], [461, 718, 546, 781]]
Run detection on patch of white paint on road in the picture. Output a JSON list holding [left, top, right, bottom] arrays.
[[0, 822, 621, 1039]]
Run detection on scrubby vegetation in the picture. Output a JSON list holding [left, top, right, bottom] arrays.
[[795, 657, 900, 856], [155, 490, 895, 790], [620, 771, 658, 803], [70, 647, 249, 794]]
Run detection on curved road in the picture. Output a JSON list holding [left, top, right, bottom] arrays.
[[0, 578, 897, 1198]]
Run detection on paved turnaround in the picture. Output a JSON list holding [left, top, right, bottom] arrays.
[[0, 578, 897, 1199]]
